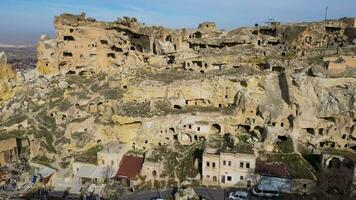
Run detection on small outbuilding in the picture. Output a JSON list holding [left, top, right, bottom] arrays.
[[115, 155, 144, 187]]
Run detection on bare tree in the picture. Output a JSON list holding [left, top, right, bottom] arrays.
[[102, 165, 115, 183]]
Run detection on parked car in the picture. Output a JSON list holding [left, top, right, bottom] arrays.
[[228, 190, 249, 200], [252, 184, 279, 197], [151, 198, 165, 200]]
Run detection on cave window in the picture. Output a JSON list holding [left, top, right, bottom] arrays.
[[130, 46, 136, 51], [197, 127, 200, 131], [152, 170, 157, 176], [193, 61, 203, 67], [189, 125, 192, 129], [165, 36, 172, 42], [63, 36, 75, 41], [173, 135, 178, 140], [100, 40, 108, 45], [194, 31, 202, 39], [145, 140, 148, 144], [281, 123, 284, 127], [70, 29, 74, 33], [238, 124, 250, 132], [278, 135, 288, 141], [153, 43, 157, 55], [66, 70, 75, 74], [194, 135, 198, 141], [111, 46, 123, 52], [272, 66, 285, 72], [107, 53, 116, 58], [63, 52, 73, 57], [306, 128, 315, 135], [173, 105, 182, 109], [318, 128, 324, 135]]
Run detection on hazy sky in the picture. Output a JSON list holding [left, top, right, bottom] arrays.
[[0, 0, 355, 44]]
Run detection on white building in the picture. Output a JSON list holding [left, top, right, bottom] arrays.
[[202, 145, 257, 187], [97, 142, 126, 168]]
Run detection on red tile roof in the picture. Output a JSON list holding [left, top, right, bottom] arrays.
[[116, 155, 144, 179], [255, 160, 290, 178]]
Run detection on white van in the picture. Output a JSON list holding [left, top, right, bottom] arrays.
[[252, 184, 280, 197], [228, 190, 249, 200]]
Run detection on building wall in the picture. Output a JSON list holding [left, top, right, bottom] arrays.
[[291, 179, 316, 195], [202, 153, 220, 185], [0, 138, 17, 152], [0, 153, 6, 166], [140, 161, 165, 181], [97, 151, 125, 168], [202, 150, 257, 187], [0, 138, 18, 166], [343, 18, 356, 28]]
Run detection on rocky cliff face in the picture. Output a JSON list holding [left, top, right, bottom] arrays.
[[0, 14, 355, 170], [0, 52, 16, 102]]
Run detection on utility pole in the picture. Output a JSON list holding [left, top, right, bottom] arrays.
[[324, 6, 328, 21]]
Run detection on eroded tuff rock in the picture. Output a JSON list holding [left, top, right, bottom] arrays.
[[0, 13, 355, 170], [0, 52, 17, 102]]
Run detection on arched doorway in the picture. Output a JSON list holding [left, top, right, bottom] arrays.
[[328, 157, 341, 169], [211, 124, 221, 134]]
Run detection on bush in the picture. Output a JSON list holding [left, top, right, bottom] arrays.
[[74, 145, 103, 164]]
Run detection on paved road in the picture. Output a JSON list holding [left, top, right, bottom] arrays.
[[195, 187, 226, 200], [125, 187, 226, 200], [125, 187, 312, 200], [125, 188, 174, 200]]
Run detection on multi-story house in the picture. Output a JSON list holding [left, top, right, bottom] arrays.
[[202, 145, 257, 187]]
